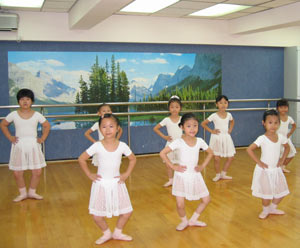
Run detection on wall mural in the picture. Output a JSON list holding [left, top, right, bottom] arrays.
[[8, 52, 222, 129]]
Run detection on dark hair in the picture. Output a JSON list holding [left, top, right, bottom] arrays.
[[216, 95, 229, 103], [17, 88, 34, 102], [178, 113, 198, 127], [262, 109, 279, 122], [98, 113, 120, 127], [168, 95, 182, 109], [97, 103, 111, 112], [276, 99, 289, 108]]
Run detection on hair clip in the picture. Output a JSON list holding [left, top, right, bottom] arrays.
[[170, 95, 180, 100]]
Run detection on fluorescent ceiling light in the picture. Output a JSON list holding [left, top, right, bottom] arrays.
[[0, 0, 44, 8], [120, 0, 179, 13], [190, 4, 251, 17]]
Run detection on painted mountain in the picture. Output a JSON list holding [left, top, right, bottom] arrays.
[[130, 80, 151, 101], [152, 54, 221, 96], [8, 62, 77, 105]]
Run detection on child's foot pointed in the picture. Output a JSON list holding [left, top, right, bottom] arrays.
[[13, 194, 27, 202], [188, 220, 207, 227]]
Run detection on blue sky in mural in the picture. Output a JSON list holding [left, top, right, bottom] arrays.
[[8, 52, 195, 89]]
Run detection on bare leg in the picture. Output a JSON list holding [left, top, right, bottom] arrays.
[[93, 215, 112, 245], [14, 170, 26, 188], [189, 196, 210, 227], [116, 212, 132, 229], [175, 196, 188, 231], [213, 156, 221, 182], [13, 170, 27, 202], [282, 157, 293, 173], [28, 169, 43, 200], [163, 166, 173, 187], [221, 157, 234, 180], [113, 212, 133, 241]]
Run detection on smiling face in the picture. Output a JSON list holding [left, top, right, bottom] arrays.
[[18, 96, 33, 110], [216, 97, 228, 111], [99, 117, 119, 139], [169, 101, 181, 116], [262, 114, 280, 133], [182, 118, 199, 137]]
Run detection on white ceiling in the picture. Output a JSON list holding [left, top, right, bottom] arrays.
[[0, 0, 299, 19], [1, 0, 300, 34]]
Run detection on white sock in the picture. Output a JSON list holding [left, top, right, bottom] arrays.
[[270, 203, 277, 210], [19, 187, 27, 195], [213, 173, 221, 182], [13, 187, 27, 202], [28, 188, 43, 200], [95, 229, 112, 245], [181, 216, 188, 222]]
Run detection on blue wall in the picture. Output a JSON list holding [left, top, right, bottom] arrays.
[[0, 41, 283, 162]]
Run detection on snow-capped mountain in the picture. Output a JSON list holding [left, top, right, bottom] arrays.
[[9, 63, 77, 103], [129, 80, 151, 101]]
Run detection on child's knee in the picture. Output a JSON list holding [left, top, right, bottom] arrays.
[[32, 169, 42, 177], [203, 196, 211, 205], [13, 170, 24, 179], [121, 212, 132, 219], [214, 156, 220, 162]]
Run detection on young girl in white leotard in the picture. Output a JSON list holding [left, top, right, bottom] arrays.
[[79, 114, 136, 245]]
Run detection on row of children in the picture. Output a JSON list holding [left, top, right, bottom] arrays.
[[0, 88, 296, 245]]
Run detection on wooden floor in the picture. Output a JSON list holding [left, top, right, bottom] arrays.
[[1, 149, 300, 248]]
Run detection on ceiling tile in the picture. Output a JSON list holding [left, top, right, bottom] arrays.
[[170, 1, 216, 9], [152, 7, 196, 17], [259, 0, 297, 8], [216, 11, 251, 19], [224, 0, 271, 5], [240, 5, 271, 12]]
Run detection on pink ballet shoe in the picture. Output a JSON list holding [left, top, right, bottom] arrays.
[[282, 167, 290, 173], [112, 233, 132, 241], [163, 180, 173, 187], [28, 193, 43, 200], [95, 234, 112, 245], [212, 174, 221, 182], [189, 220, 207, 227], [259, 211, 269, 219], [176, 221, 188, 231], [269, 208, 285, 215], [13, 194, 27, 202]]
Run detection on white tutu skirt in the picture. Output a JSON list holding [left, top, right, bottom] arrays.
[[89, 178, 133, 218], [165, 141, 180, 164], [172, 171, 209, 200], [251, 165, 289, 199], [91, 154, 99, 166], [209, 133, 236, 157], [280, 138, 297, 158], [9, 137, 46, 171]]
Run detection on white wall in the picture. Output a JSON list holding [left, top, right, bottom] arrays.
[[1, 11, 300, 47]]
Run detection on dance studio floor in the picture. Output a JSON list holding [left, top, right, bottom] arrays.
[[0, 149, 300, 248]]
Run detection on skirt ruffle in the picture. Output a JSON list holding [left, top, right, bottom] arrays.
[[251, 165, 289, 199], [89, 178, 133, 218], [280, 138, 297, 158], [9, 137, 46, 171], [172, 171, 209, 200], [209, 133, 236, 157]]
